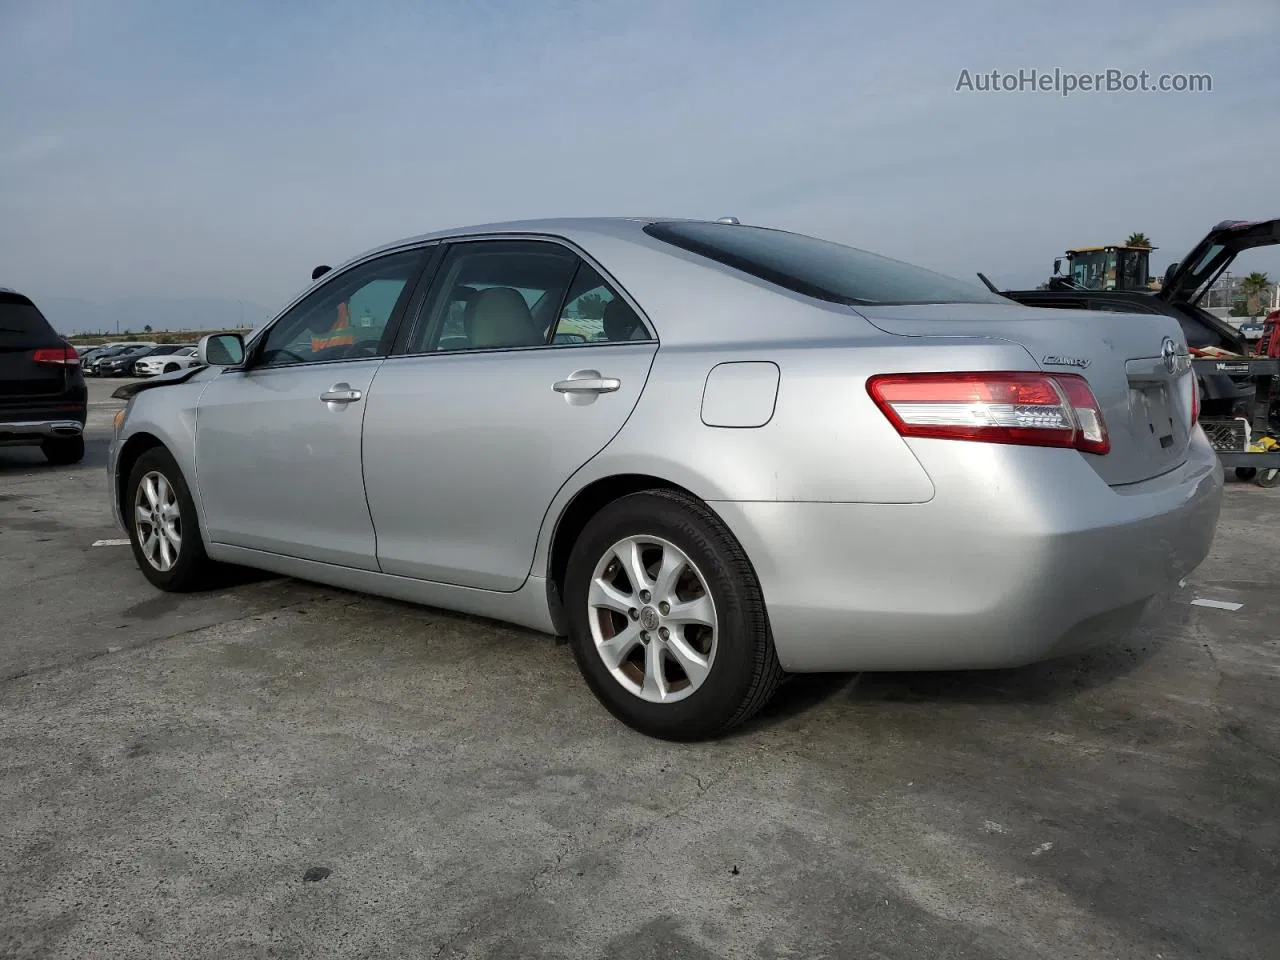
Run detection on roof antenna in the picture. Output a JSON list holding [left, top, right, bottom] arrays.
[[715, 216, 741, 224]]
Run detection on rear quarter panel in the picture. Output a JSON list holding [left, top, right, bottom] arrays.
[[529, 329, 1043, 578], [566, 332, 1040, 504], [528, 227, 1050, 574]]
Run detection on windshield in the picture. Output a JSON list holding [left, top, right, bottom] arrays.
[[643, 221, 1009, 306], [1068, 250, 1119, 290]]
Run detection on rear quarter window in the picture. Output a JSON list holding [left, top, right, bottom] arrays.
[[0, 293, 58, 347], [643, 222, 1009, 306]]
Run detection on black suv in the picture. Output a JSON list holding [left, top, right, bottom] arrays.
[[0, 288, 87, 464]]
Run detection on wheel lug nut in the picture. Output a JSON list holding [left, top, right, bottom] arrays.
[[639, 590, 651, 603], [641, 631, 650, 642], [659, 627, 670, 640], [659, 602, 670, 615], [629, 608, 639, 620]]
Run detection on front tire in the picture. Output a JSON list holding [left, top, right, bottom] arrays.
[[126, 447, 218, 591], [564, 489, 784, 741], [42, 436, 85, 465]]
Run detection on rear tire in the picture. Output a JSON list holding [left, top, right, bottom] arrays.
[[42, 436, 85, 465], [1257, 467, 1280, 488], [126, 446, 219, 591], [564, 489, 784, 741]]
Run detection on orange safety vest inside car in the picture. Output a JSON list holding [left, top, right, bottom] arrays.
[[311, 302, 355, 351]]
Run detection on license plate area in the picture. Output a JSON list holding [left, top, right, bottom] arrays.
[[1128, 382, 1178, 455]]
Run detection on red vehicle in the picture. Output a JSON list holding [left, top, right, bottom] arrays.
[[1255, 309, 1280, 359]]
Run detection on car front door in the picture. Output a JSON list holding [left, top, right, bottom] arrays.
[[361, 238, 659, 591], [193, 247, 428, 569]]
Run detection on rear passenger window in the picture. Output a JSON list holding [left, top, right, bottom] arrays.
[[408, 241, 648, 352], [551, 263, 649, 344]]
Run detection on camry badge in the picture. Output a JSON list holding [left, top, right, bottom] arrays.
[[1042, 355, 1091, 369]]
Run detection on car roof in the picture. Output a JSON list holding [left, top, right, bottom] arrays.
[[333, 216, 687, 273]]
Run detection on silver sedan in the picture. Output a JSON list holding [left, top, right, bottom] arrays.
[[108, 218, 1223, 739]]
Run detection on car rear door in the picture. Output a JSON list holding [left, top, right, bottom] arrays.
[[0, 292, 74, 411], [361, 238, 658, 591]]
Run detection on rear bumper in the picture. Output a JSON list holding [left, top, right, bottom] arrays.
[[1, 393, 87, 445], [714, 429, 1223, 673], [0, 418, 84, 445]]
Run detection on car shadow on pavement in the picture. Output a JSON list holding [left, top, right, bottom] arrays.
[[0, 437, 111, 473], [736, 622, 1173, 734]]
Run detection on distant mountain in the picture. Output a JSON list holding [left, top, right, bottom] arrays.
[[38, 296, 272, 335]]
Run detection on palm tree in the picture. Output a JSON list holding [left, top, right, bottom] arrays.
[[1125, 232, 1153, 248], [1241, 272, 1271, 317]]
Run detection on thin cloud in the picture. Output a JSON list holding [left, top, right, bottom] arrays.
[[0, 0, 1276, 313], [0, 133, 68, 166]]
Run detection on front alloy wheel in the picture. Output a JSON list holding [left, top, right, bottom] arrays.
[[134, 470, 183, 571], [126, 446, 218, 591]]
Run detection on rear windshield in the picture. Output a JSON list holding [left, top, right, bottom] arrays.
[[644, 222, 1009, 306], [0, 293, 57, 346]]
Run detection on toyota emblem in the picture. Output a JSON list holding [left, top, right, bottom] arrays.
[[1161, 337, 1179, 374]]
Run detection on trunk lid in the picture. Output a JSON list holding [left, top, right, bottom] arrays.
[[1157, 217, 1280, 304], [0, 293, 68, 401], [854, 302, 1196, 487]]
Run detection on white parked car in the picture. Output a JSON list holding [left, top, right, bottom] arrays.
[[133, 345, 201, 377]]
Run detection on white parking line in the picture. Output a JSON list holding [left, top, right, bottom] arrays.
[[1191, 598, 1244, 611], [92, 538, 131, 547]]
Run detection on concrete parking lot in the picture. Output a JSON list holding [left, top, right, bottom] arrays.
[[2, 377, 1278, 959]]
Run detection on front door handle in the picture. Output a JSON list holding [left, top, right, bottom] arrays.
[[552, 375, 621, 395], [320, 383, 362, 404]]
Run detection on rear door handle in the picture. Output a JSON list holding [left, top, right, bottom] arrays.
[[320, 384, 362, 404], [552, 376, 621, 395]]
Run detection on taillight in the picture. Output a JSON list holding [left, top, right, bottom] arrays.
[[867, 371, 1110, 456], [32, 345, 80, 366], [1190, 378, 1200, 428]]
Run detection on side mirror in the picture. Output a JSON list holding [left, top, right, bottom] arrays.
[[198, 333, 246, 367], [1053, 258, 1062, 275], [312, 265, 332, 281], [1163, 261, 1179, 286]]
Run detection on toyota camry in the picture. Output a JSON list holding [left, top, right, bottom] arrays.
[[107, 217, 1223, 739]]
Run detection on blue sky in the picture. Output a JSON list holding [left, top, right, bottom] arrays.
[[2, 0, 1278, 323]]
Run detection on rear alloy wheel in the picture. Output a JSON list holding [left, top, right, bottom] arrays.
[[41, 436, 85, 465], [126, 447, 218, 591], [565, 489, 784, 740]]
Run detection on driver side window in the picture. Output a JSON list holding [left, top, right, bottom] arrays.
[[257, 249, 424, 368]]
